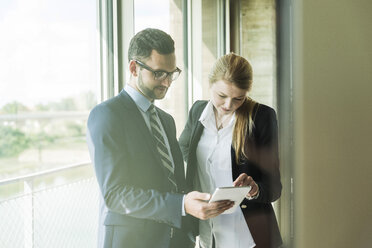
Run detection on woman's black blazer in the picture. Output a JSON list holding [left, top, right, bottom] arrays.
[[179, 100, 283, 248]]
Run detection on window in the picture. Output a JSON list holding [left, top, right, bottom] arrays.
[[0, 1, 99, 246], [134, 0, 187, 135], [127, 0, 228, 135], [188, 0, 224, 102], [0, 1, 285, 246], [0, 0, 98, 192]]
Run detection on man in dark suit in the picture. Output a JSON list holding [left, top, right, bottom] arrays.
[[87, 28, 232, 248]]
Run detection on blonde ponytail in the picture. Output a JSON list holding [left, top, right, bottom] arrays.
[[233, 97, 256, 163]]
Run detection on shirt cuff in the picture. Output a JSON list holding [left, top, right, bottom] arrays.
[[246, 188, 260, 200], [182, 195, 186, 216]]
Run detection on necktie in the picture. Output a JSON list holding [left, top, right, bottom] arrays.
[[148, 104, 178, 192]]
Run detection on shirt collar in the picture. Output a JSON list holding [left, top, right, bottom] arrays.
[[199, 101, 215, 127], [124, 84, 152, 112]]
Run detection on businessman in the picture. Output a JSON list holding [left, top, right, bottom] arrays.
[[87, 28, 233, 248]]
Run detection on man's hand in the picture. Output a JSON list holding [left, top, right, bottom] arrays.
[[233, 173, 259, 198], [184, 191, 234, 220]]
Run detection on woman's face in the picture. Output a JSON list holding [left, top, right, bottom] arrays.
[[210, 80, 247, 117]]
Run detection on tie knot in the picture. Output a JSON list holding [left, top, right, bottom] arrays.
[[148, 104, 156, 114]]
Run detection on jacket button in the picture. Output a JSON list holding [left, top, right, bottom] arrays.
[[241, 204, 247, 209]]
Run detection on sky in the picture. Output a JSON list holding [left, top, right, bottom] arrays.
[[0, 0, 171, 109], [0, 0, 98, 108]]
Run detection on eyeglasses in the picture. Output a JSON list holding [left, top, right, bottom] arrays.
[[134, 60, 181, 81]]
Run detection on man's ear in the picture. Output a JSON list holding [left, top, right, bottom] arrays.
[[129, 60, 138, 77]]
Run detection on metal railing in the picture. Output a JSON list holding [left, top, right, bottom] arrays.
[[0, 162, 99, 248], [0, 112, 90, 121]]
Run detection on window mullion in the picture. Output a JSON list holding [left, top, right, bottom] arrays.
[[117, 0, 134, 92], [99, 0, 113, 101]]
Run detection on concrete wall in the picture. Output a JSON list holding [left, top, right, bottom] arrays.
[[293, 1, 372, 247], [241, 0, 277, 108]]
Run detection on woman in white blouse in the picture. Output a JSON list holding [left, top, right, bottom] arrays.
[[179, 53, 282, 248]]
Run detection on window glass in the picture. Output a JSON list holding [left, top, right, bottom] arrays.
[[201, 0, 219, 100], [0, 0, 98, 181], [134, 0, 186, 136], [187, 0, 220, 104]]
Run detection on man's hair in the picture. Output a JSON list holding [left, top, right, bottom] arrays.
[[128, 28, 175, 62]]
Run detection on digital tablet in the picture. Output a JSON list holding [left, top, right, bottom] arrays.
[[209, 186, 251, 214]]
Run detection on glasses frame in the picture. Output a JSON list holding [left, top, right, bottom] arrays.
[[134, 60, 181, 81]]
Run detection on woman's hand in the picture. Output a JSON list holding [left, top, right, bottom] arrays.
[[233, 173, 259, 198]]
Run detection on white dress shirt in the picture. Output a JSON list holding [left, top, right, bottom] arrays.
[[196, 101, 255, 248]]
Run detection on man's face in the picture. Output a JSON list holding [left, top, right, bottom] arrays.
[[135, 50, 177, 101]]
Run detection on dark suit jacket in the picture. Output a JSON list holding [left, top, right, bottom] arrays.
[[179, 100, 283, 248], [87, 89, 193, 248]]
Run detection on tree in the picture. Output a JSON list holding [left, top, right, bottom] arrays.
[[0, 126, 30, 157], [1, 101, 29, 114]]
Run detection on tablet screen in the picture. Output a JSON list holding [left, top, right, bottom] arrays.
[[209, 186, 251, 214]]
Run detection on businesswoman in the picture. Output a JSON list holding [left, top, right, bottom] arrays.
[[179, 53, 282, 248]]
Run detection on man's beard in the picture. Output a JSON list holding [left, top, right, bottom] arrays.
[[137, 73, 167, 100]]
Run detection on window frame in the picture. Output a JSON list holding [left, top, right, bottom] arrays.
[[103, 2, 293, 246]]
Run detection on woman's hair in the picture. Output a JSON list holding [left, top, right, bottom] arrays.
[[209, 53, 257, 163]]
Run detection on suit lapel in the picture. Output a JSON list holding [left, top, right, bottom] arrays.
[[190, 101, 207, 154], [185, 111, 205, 183], [190, 121, 204, 151]]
